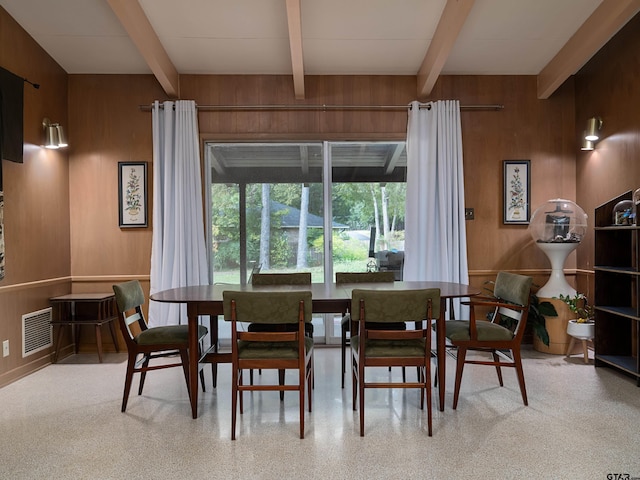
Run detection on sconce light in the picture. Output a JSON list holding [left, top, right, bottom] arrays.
[[580, 133, 594, 151], [584, 116, 602, 142], [42, 117, 68, 149]]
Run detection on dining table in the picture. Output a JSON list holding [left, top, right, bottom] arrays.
[[151, 280, 480, 419]]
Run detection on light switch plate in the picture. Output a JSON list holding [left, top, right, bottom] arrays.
[[465, 208, 475, 220], [2, 340, 8, 357]]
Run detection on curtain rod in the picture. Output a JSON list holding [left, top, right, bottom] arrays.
[[139, 103, 503, 112]]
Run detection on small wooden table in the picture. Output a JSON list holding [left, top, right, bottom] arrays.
[[49, 293, 120, 363]]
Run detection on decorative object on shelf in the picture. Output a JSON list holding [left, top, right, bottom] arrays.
[[633, 188, 640, 226], [612, 199, 634, 225], [118, 162, 148, 228], [529, 199, 588, 298], [503, 160, 530, 224]]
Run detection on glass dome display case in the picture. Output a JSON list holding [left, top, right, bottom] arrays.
[[529, 199, 588, 297]]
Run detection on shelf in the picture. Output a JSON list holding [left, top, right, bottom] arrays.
[[594, 190, 640, 387], [595, 225, 640, 231], [595, 306, 639, 321], [595, 355, 639, 377], [593, 266, 640, 275]]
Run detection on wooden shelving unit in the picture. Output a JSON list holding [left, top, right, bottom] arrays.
[[593, 190, 640, 385]]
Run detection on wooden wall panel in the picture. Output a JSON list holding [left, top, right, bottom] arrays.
[[0, 7, 70, 382], [575, 12, 640, 277], [67, 75, 167, 277]]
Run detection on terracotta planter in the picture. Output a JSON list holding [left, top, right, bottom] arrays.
[[533, 298, 581, 354]]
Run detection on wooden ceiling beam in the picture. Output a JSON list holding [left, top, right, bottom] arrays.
[[106, 0, 180, 98], [537, 0, 640, 99], [416, 0, 475, 99], [285, 0, 305, 99]]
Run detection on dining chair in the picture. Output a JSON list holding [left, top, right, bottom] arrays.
[[351, 288, 441, 436], [444, 271, 533, 409], [335, 271, 397, 388], [248, 272, 312, 394], [223, 290, 314, 439], [112, 280, 208, 412]]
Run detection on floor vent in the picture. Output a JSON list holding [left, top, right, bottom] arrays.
[[22, 307, 53, 358]]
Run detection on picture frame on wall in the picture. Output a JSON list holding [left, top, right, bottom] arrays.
[[118, 162, 147, 228], [503, 160, 530, 225]]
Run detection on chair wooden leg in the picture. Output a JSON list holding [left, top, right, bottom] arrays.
[[426, 361, 432, 437], [492, 351, 504, 386], [238, 369, 244, 414], [138, 355, 150, 395], [512, 348, 528, 406], [352, 351, 358, 411], [299, 360, 305, 439], [307, 353, 314, 412], [121, 353, 137, 412], [453, 347, 467, 410], [341, 322, 348, 388], [359, 359, 365, 436], [279, 369, 285, 401], [231, 367, 238, 440]]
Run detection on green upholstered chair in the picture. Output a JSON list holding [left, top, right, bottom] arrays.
[[223, 290, 314, 440], [351, 288, 441, 436], [248, 272, 312, 392], [336, 271, 397, 388], [444, 271, 533, 409], [112, 280, 208, 412]]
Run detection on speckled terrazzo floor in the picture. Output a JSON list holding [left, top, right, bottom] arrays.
[[0, 346, 639, 479]]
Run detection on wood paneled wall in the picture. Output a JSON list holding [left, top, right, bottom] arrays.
[[0, 7, 70, 385], [574, 12, 640, 300], [3, 5, 637, 385]]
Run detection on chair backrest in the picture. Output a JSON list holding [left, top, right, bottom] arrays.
[[492, 271, 533, 337], [351, 288, 441, 324], [112, 280, 148, 344], [222, 290, 313, 324], [251, 272, 311, 285], [335, 271, 396, 284]]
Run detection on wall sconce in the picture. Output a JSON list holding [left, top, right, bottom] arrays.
[[580, 133, 594, 151], [42, 117, 68, 149], [584, 116, 603, 142]]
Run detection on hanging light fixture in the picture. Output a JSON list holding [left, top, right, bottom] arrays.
[[584, 116, 602, 142], [42, 117, 68, 149]]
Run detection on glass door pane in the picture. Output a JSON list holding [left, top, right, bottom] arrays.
[[327, 142, 407, 343], [207, 143, 325, 343]]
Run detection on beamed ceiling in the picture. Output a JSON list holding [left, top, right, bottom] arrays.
[[2, 0, 639, 100]]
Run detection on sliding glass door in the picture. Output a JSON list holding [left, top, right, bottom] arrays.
[[205, 141, 406, 344]]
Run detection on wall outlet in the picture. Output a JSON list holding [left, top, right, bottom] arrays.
[[2, 340, 8, 357]]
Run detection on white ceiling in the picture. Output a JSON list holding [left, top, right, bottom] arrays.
[[2, 0, 638, 98]]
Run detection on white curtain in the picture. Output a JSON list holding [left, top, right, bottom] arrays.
[[404, 100, 469, 312], [149, 100, 209, 326]]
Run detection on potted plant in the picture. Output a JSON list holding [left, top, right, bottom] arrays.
[[557, 293, 595, 344], [483, 281, 557, 346], [557, 293, 594, 323]]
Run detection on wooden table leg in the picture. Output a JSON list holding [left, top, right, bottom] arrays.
[[188, 303, 199, 419], [437, 312, 445, 411], [95, 324, 103, 363]]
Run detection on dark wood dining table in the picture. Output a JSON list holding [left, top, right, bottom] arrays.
[[151, 280, 480, 419]]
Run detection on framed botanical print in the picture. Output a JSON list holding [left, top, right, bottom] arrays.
[[503, 160, 530, 224], [118, 162, 148, 228]]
